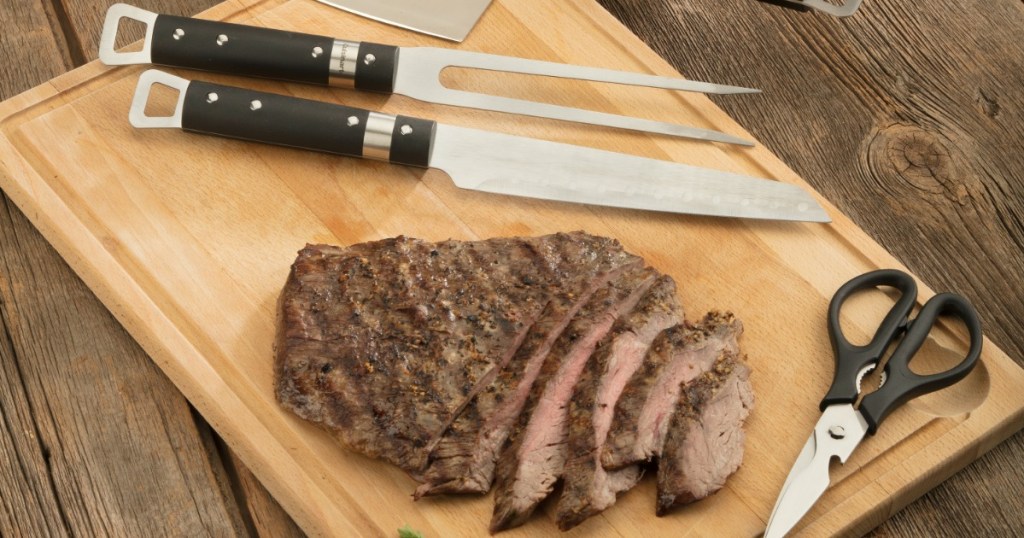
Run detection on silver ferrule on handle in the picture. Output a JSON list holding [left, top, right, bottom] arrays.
[[362, 112, 396, 160], [328, 39, 361, 87]]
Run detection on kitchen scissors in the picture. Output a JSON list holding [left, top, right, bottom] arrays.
[[764, 269, 983, 537]]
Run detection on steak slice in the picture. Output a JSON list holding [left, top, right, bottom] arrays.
[[601, 312, 742, 471], [275, 232, 638, 473], [489, 267, 656, 532], [555, 275, 684, 531], [656, 352, 753, 515], [413, 260, 637, 497]]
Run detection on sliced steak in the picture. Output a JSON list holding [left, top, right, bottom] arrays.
[[275, 232, 638, 473], [555, 275, 684, 531], [489, 267, 656, 532], [656, 352, 753, 515], [414, 260, 637, 496], [601, 312, 742, 471]]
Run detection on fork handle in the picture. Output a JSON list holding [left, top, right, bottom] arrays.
[[146, 12, 399, 92]]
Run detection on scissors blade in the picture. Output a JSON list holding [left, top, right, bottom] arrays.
[[764, 405, 869, 537]]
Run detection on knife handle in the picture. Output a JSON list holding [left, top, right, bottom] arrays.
[[100, 4, 399, 92], [130, 70, 433, 167]]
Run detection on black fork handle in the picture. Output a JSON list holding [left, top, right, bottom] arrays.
[[152, 15, 399, 91]]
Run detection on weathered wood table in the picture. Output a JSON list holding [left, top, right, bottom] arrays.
[[2, 0, 1022, 535]]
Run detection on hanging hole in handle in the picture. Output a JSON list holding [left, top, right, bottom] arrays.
[[129, 70, 189, 129], [98, 4, 158, 66]]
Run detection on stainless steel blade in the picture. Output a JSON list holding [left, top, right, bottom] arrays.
[[316, 0, 492, 42], [429, 125, 830, 222], [395, 48, 757, 146], [764, 405, 868, 537]]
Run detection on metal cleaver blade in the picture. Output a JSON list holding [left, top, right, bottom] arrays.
[[316, 0, 493, 42]]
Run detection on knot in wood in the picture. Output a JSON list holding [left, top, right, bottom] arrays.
[[868, 123, 972, 205]]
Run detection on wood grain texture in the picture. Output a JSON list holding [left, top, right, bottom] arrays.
[[594, 0, 1024, 534], [0, 0, 296, 536], [0, 195, 247, 536]]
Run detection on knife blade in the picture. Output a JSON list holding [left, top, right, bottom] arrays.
[[315, 0, 492, 42], [99, 4, 757, 146], [129, 70, 829, 223]]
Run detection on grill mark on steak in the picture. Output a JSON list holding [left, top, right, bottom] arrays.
[[656, 352, 753, 516], [275, 232, 639, 473], [489, 267, 656, 532], [601, 312, 742, 471], [555, 275, 684, 531]]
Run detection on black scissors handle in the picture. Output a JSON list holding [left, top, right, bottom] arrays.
[[822, 269, 983, 434]]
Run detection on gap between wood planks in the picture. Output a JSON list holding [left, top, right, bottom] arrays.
[[42, 0, 88, 67]]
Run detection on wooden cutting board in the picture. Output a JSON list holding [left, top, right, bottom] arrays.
[[1, 0, 1022, 535]]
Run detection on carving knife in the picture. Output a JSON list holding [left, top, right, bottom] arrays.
[[315, 0, 492, 42], [99, 4, 758, 146], [129, 70, 829, 223]]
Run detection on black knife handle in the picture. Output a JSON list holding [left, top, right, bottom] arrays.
[[181, 80, 434, 167], [148, 13, 400, 92]]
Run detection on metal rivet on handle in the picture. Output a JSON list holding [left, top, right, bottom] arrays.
[[173, 28, 185, 40], [346, 116, 360, 127], [312, 46, 323, 58], [828, 425, 846, 440], [206, 92, 218, 104], [217, 34, 229, 46], [400, 124, 413, 136], [250, 100, 262, 111], [363, 53, 376, 66]]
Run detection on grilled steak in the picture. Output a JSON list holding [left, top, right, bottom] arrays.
[[601, 312, 743, 470], [555, 275, 683, 531], [656, 352, 753, 515], [275, 232, 638, 473], [489, 267, 656, 532], [274, 231, 754, 533]]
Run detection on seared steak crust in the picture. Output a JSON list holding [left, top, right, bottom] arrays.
[[275, 232, 637, 473], [601, 312, 742, 471], [555, 275, 683, 531], [656, 353, 753, 515]]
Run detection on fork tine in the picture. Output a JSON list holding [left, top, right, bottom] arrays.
[[416, 48, 760, 95], [394, 48, 756, 145], [423, 87, 755, 145]]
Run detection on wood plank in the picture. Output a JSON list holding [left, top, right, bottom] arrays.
[[0, 0, 263, 535], [0, 194, 248, 536], [0, 0, 73, 99], [594, 0, 1024, 533], [0, 4, 76, 530]]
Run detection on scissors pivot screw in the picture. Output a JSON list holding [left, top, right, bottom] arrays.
[[828, 425, 846, 440]]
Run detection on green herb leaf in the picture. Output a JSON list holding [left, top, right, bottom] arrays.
[[398, 524, 424, 538]]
